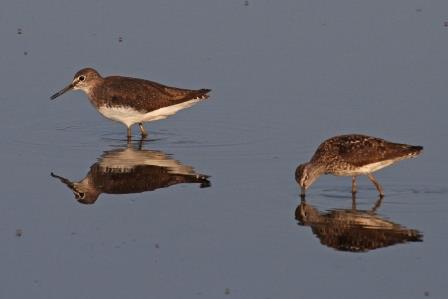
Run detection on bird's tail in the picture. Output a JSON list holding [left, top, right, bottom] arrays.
[[194, 89, 211, 100]]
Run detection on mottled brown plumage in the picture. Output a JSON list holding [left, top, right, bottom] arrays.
[[311, 135, 422, 171], [295, 199, 423, 252], [50, 68, 211, 139], [295, 134, 423, 197], [51, 146, 210, 204], [87, 74, 210, 112]]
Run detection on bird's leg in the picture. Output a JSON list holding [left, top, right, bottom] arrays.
[[370, 196, 384, 213], [300, 186, 306, 200], [138, 137, 144, 150], [351, 193, 357, 210], [139, 122, 148, 139], [351, 176, 357, 195], [127, 126, 132, 142], [367, 173, 384, 197]]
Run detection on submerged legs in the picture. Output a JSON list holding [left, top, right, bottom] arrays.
[[367, 173, 384, 197], [127, 127, 132, 142], [139, 122, 148, 138], [351, 176, 357, 195], [126, 123, 147, 141]]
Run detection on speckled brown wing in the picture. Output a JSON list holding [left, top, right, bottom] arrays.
[[91, 76, 210, 112], [309, 219, 423, 252], [312, 134, 422, 167], [295, 202, 423, 252], [89, 163, 210, 194]]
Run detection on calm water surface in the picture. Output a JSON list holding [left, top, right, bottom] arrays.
[[1, 1, 448, 298]]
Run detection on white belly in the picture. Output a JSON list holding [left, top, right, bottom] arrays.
[[334, 160, 396, 176], [355, 160, 396, 173], [99, 148, 198, 176], [97, 99, 201, 127]]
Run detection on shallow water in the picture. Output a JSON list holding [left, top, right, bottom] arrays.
[[1, 1, 448, 298]]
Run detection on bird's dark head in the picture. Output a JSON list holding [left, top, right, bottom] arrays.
[[50, 172, 100, 204], [70, 183, 100, 205], [294, 200, 321, 225], [295, 162, 320, 196], [50, 67, 102, 100]]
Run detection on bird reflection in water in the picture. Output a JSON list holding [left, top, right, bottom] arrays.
[[295, 197, 422, 252], [51, 143, 210, 204]]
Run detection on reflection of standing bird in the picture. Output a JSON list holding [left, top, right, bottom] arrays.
[[295, 134, 423, 197], [295, 199, 423, 252], [51, 147, 210, 204], [50, 68, 211, 139]]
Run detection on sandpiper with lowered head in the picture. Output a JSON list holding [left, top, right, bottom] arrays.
[[295, 134, 423, 197], [50, 68, 211, 139]]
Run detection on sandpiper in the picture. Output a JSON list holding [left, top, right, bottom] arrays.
[[295, 134, 423, 197], [50, 68, 211, 139], [51, 145, 210, 204], [295, 199, 422, 252]]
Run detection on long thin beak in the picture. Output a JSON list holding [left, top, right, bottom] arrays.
[[300, 186, 306, 198], [50, 172, 75, 190], [50, 83, 74, 100]]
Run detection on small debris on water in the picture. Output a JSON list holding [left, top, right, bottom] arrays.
[[24, 51, 28, 56], [444, 21, 448, 27], [155, 243, 160, 249], [15, 229, 23, 237], [17, 28, 22, 35], [118, 36, 123, 43], [225, 288, 230, 295], [424, 291, 430, 297], [244, 1, 249, 6], [416, 8, 422, 13]]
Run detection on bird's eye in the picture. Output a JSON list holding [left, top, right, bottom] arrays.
[[79, 75, 85, 81], [75, 192, 85, 199]]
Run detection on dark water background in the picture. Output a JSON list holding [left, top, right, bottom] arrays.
[[1, 1, 448, 298]]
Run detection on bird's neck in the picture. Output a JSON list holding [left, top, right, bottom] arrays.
[[307, 161, 326, 177], [80, 78, 104, 97]]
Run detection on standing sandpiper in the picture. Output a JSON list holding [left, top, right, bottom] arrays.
[[51, 145, 210, 204], [50, 68, 211, 139], [295, 134, 423, 197]]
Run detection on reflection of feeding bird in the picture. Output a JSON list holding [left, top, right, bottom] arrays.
[[295, 134, 423, 197], [50, 68, 211, 139], [51, 147, 210, 204], [295, 199, 423, 252]]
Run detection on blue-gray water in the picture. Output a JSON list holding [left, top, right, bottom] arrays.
[[1, 1, 448, 298]]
